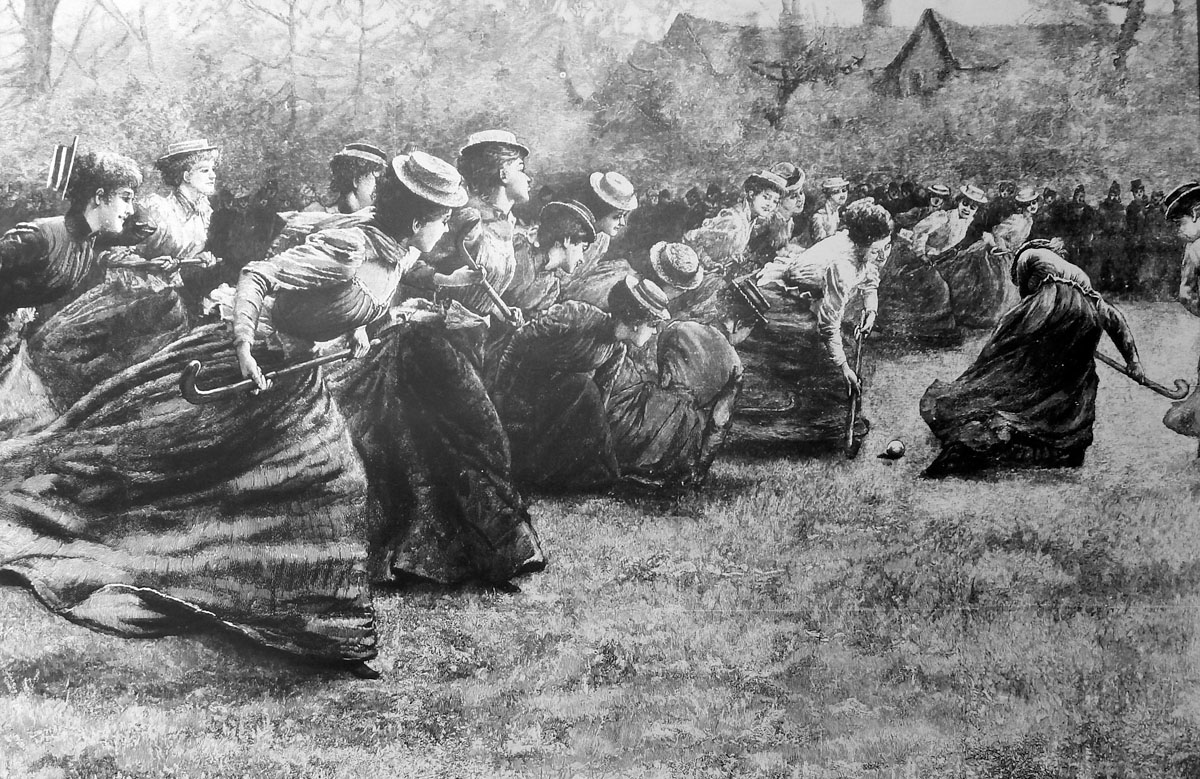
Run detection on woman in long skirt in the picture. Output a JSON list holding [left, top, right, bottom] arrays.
[[0, 146, 144, 437], [737, 199, 894, 451], [0, 151, 534, 675], [940, 186, 1039, 329], [494, 276, 671, 491], [876, 185, 984, 346], [921, 240, 1142, 476], [29, 139, 228, 409]]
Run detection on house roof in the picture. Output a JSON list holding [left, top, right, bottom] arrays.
[[655, 13, 910, 75], [642, 11, 1111, 78], [887, 9, 1115, 75]]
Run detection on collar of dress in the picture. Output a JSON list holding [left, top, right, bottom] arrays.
[[173, 189, 213, 221]]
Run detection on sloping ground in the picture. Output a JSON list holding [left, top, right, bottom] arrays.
[[2, 302, 1199, 778]]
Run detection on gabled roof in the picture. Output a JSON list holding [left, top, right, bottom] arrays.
[[882, 8, 1113, 75], [650, 11, 1112, 79], [657, 13, 910, 75]]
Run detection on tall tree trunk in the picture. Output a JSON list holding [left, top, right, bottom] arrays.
[[22, 0, 61, 96], [1112, 0, 1146, 73], [862, 0, 892, 27]]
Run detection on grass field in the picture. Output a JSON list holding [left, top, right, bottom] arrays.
[[3, 302, 1200, 779]]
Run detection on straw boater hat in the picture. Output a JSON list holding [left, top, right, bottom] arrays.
[[333, 142, 388, 167], [157, 138, 219, 165], [928, 183, 951, 198], [392, 151, 469, 208], [649, 242, 704, 291], [1164, 182, 1200, 220], [744, 170, 789, 195], [613, 275, 671, 321], [539, 200, 597, 244], [458, 129, 530, 159], [770, 162, 805, 193], [1015, 186, 1040, 205], [821, 176, 850, 192], [958, 184, 989, 205], [589, 171, 638, 213]]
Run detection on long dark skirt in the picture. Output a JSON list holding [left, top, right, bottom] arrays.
[[498, 371, 621, 492], [940, 241, 1020, 329], [325, 322, 545, 585], [0, 325, 377, 663], [921, 282, 1104, 474], [732, 287, 871, 450], [28, 275, 190, 411], [877, 244, 960, 346]]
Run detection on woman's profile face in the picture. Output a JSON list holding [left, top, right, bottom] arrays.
[[94, 187, 137, 232], [501, 158, 531, 204], [597, 210, 629, 236], [562, 238, 588, 272], [411, 210, 451, 253], [1177, 211, 1200, 243], [354, 171, 379, 208], [777, 193, 802, 219], [183, 160, 217, 197]]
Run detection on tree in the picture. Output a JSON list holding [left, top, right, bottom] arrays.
[[1032, 0, 1147, 74], [861, 0, 891, 27], [749, 32, 864, 128], [20, 0, 60, 96], [1108, 0, 1145, 73]]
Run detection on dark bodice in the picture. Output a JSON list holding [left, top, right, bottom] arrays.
[[501, 301, 620, 375], [0, 213, 98, 317]]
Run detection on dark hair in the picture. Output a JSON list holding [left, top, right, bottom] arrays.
[[744, 179, 782, 199], [843, 200, 894, 245], [954, 194, 982, 208], [154, 149, 219, 189], [539, 202, 594, 248], [607, 280, 658, 326], [329, 155, 384, 196], [458, 146, 522, 194], [372, 165, 451, 240], [66, 148, 143, 208]]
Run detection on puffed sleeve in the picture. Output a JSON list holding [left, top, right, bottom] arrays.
[[911, 211, 947, 258], [684, 208, 751, 269], [496, 301, 604, 388], [816, 260, 854, 368], [232, 227, 365, 344], [1097, 297, 1140, 368], [0, 223, 49, 275], [859, 261, 880, 315], [1180, 241, 1200, 317]]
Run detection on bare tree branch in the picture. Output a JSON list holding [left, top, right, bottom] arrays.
[[48, 1, 95, 94], [241, 0, 288, 26], [95, 0, 147, 44]]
